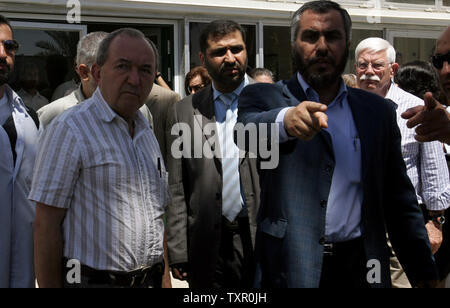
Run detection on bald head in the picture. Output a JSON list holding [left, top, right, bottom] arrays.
[[437, 26, 450, 48], [435, 26, 450, 98]]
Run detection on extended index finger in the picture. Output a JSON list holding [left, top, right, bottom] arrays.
[[401, 105, 423, 121], [423, 92, 438, 111], [303, 101, 328, 113], [404, 106, 426, 129]]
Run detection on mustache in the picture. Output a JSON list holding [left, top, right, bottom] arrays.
[[0, 58, 10, 69], [308, 56, 335, 66], [221, 62, 242, 71], [359, 74, 380, 82], [120, 87, 140, 96]]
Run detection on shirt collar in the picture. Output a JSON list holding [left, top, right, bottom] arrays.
[[212, 74, 249, 102], [75, 85, 86, 102], [18, 88, 43, 99], [296, 72, 348, 107], [4, 84, 25, 109], [94, 87, 145, 130], [93, 87, 120, 123]]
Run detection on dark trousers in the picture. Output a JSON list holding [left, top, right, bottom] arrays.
[[319, 238, 370, 288], [211, 216, 255, 288]]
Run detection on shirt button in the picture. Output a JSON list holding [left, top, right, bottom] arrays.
[[216, 192, 221, 200], [325, 164, 333, 173], [319, 237, 326, 245], [320, 200, 327, 208]]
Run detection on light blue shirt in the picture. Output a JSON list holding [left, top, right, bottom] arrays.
[[212, 75, 249, 123], [277, 73, 363, 242], [213, 75, 250, 216]]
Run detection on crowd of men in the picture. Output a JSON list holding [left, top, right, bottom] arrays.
[[1, 0, 450, 288]]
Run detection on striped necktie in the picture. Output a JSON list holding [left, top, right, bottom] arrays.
[[219, 93, 242, 222]]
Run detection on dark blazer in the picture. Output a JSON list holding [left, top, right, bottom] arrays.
[[165, 84, 260, 288], [237, 75, 439, 288]]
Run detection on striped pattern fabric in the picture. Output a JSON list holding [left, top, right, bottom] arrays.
[[386, 83, 450, 211], [219, 93, 242, 222], [29, 88, 169, 271]]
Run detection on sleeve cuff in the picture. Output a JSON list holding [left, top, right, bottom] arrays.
[[276, 107, 295, 143]]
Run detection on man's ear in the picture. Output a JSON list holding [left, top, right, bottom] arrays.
[[78, 64, 90, 81], [91, 64, 101, 84], [391, 62, 399, 76]]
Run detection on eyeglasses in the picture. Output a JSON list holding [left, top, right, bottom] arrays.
[[356, 61, 390, 71], [188, 84, 205, 94], [431, 52, 450, 70], [0, 40, 19, 53]]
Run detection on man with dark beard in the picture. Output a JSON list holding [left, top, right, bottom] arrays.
[[165, 20, 260, 288], [236, 0, 438, 288]]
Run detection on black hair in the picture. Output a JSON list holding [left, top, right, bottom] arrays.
[[395, 61, 441, 100], [0, 14, 13, 34], [291, 1, 352, 42], [199, 20, 246, 53]]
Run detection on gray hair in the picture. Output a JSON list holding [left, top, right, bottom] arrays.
[[355, 37, 396, 64], [76, 31, 108, 69], [96, 28, 156, 67], [249, 67, 274, 81], [291, 1, 352, 43]]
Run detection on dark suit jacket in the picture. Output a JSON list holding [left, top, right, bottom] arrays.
[[237, 75, 439, 288], [145, 84, 181, 163], [165, 84, 260, 288]]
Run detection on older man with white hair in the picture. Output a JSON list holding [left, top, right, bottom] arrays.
[[355, 37, 450, 288]]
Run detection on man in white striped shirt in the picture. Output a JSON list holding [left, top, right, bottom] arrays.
[[355, 37, 450, 288], [30, 28, 170, 288]]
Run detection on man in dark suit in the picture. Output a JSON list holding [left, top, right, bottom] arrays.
[[165, 20, 260, 288], [237, 0, 439, 288]]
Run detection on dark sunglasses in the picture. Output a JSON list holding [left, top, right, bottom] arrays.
[[431, 51, 450, 70], [1, 40, 19, 53], [188, 84, 205, 94]]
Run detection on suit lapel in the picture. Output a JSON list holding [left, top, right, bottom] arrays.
[[192, 86, 223, 170]]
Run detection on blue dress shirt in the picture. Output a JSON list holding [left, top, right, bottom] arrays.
[[277, 73, 363, 242]]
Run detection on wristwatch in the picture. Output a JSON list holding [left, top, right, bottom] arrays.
[[428, 210, 446, 226], [430, 215, 446, 226]]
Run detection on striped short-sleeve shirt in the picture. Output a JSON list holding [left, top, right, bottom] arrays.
[[29, 88, 169, 271]]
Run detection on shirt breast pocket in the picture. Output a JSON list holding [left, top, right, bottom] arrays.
[[83, 149, 130, 185]]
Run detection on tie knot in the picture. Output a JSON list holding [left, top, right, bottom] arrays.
[[220, 93, 236, 107]]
